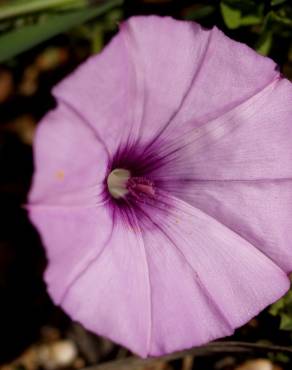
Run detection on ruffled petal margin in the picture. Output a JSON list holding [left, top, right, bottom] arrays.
[[149, 78, 292, 183], [138, 191, 289, 356], [29, 102, 108, 206], [167, 179, 292, 274], [30, 190, 289, 357], [53, 15, 279, 152]]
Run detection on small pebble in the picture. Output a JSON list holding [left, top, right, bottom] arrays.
[[235, 358, 280, 370], [38, 339, 78, 369]]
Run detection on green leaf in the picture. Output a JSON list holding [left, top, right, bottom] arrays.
[[223, 0, 258, 9], [271, 0, 287, 6], [269, 297, 286, 316], [0, 0, 122, 63], [280, 313, 292, 330], [220, 2, 263, 29], [220, 2, 242, 29], [256, 30, 273, 55], [90, 24, 103, 54], [271, 10, 292, 27], [0, 0, 88, 21], [183, 5, 215, 21]]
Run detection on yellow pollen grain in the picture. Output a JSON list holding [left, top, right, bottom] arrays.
[[56, 170, 65, 180]]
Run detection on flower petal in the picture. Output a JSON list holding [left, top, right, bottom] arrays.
[[137, 191, 289, 355], [53, 16, 278, 149], [121, 16, 278, 139], [28, 206, 113, 304], [188, 78, 292, 180], [27, 15, 291, 358], [30, 187, 289, 357], [29, 102, 108, 206], [149, 78, 292, 182], [60, 214, 152, 357], [52, 25, 139, 156], [165, 179, 292, 273]]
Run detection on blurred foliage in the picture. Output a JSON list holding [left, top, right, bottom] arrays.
[[1, 0, 292, 66], [0, 0, 89, 20], [179, 0, 292, 59], [175, 0, 292, 82], [0, 0, 123, 62], [219, 0, 292, 56], [269, 288, 292, 332]]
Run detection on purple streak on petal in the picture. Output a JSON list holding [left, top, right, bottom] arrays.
[[135, 191, 289, 355], [53, 29, 141, 157], [167, 179, 292, 273], [147, 78, 292, 183], [60, 213, 152, 358], [28, 205, 114, 303], [120, 17, 213, 146], [100, 139, 169, 229], [53, 16, 278, 152], [28, 15, 292, 358], [29, 102, 108, 206]]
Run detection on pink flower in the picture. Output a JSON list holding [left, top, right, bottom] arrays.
[[28, 16, 292, 357]]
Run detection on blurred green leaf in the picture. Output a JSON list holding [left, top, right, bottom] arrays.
[[220, 2, 242, 28], [222, 0, 264, 14], [0, 0, 89, 21], [269, 288, 292, 332], [269, 296, 286, 316], [220, 2, 263, 29], [0, 0, 122, 63], [90, 23, 103, 54], [183, 5, 215, 21], [271, 0, 287, 6], [256, 30, 273, 55], [255, 11, 273, 56], [222, 0, 258, 9], [280, 313, 292, 330], [268, 352, 291, 364], [271, 10, 292, 27]]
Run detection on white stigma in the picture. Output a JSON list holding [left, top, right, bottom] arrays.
[[107, 168, 131, 199]]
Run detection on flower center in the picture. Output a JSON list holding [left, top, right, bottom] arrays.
[[107, 168, 155, 200], [107, 168, 131, 199]]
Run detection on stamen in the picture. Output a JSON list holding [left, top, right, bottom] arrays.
[[127, 177, 155, 200], [107, 168, 155, 201]]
